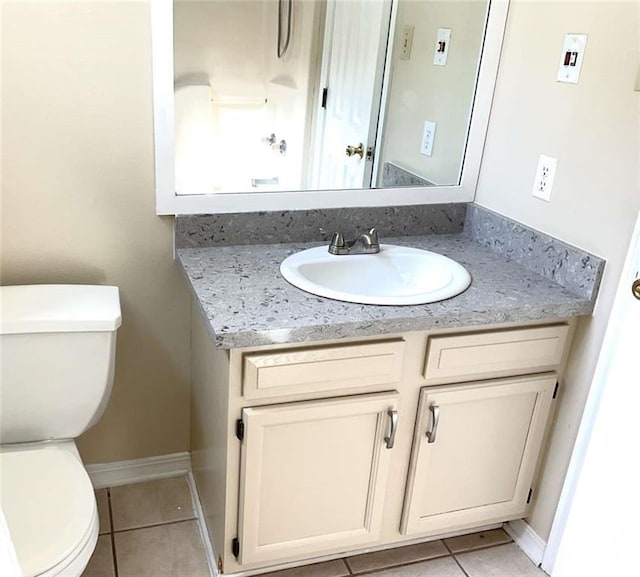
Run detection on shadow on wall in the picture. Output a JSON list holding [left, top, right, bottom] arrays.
[[0, 254, 191, 465]]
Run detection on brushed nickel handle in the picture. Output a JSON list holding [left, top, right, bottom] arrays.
[[426, 404, 440, 444], [345, 143, 364, 159], [384, 409, 398, 449], [632, 278, 640, 301]]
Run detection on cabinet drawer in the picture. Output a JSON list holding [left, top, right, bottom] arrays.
[[242, 339, 405, 400], [424, 325, 569, 382]]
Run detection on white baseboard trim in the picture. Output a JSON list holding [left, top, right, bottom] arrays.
[[505, 519, 547, 567], [86, 452, 191, 489], [187, 472, 219, 577]]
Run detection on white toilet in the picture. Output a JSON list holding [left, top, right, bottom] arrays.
[[0, 284, 121, 577]]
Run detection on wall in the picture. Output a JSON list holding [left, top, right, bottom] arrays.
[[475, 0, 640, 540], [174, 0, 323, 192], [1, 1, 192, 464], [379, 0, 488, 185]]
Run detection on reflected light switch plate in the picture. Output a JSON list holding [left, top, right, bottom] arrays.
[[400, 25, 414, 60], [433, 29, 451, 66]]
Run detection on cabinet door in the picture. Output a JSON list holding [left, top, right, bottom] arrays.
[[237, 392, 399, 565], [401, 375, 556, 536]]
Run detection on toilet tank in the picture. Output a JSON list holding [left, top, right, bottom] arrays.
[[0, 285, 122, 444]]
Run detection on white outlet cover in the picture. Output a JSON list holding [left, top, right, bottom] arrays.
[[421, 121, 437, 156], [532, 154, 558, 201], [557, 34, 587, 84], [433, 29, 451, 66]]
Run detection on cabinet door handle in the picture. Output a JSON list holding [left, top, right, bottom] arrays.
[[426, 404, 440, 444], [384, 409, 398, 449]]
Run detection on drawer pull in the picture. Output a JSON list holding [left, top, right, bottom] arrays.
[[426, 404, 440, 444], [384, 409, 399, 449]]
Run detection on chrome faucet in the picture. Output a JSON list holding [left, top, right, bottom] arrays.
[[328, 228, 381, 255]]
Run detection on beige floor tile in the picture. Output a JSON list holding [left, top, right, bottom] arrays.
[[114, 520, 210, 577], [444, 529, 512, 554], [82, 535, 115, 577], [110, 476, 195, 531], [261, 559, 349, 577], [357, 556, 466, 577], [346, 541, 448, 574], [95, 489, 111, 535], [456, 543, 547, 577]]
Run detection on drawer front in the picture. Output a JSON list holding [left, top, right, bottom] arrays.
[[242, 340, 405, 400], [424, 325, 569, 382]]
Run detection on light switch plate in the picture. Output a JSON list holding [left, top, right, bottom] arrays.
[[421, 121, 437, 156], [557, 34, 587, 84], [532, 154, 558, 201], [433, 29, 451, 66], [400, 25, 414, 60]]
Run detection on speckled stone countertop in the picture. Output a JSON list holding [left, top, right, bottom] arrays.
[[177, 233, 599, 349]]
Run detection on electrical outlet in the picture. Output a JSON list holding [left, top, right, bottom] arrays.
[[421, 121, 437, 156], [532, 155, 558, 201]]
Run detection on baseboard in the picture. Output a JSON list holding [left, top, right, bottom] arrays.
[[86, 452, 191, 489], [504, 519, 546, 567], [187, 472, 219, 577]]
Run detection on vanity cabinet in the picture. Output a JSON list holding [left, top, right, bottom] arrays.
[[189, 309, 573, 574], [401, 374, 556, 536], [237, 392, 399, 565]]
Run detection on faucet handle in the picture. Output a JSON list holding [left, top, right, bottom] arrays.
[[328, 232, 346, 254], [367, 228, 379, 245], [330, 232, 345, 247]]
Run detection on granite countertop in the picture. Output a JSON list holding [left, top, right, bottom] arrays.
[[177, 233, 597, 349]]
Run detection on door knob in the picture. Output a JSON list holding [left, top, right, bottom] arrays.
[[345, 143, 364, 159], [632, 278, 640, 301]]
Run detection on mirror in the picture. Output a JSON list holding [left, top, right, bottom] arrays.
[[152, 0, 509, 214]]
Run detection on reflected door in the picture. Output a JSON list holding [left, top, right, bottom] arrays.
[[312, 0, 391, 190]]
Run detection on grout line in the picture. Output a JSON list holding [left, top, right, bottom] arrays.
[[451, 555, 470, 577], [106, 489, 119, 577], [342, 557, 353, 576], [112, 516, 199, 534], [343, 552, 453, 577], [442, 539, 454, 555]]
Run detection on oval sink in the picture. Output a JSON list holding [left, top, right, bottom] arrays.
[[280, 244, 471, 305]]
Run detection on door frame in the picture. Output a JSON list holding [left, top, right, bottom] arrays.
[[543, 209, 640, 574]]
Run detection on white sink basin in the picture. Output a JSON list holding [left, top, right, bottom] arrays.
[[280, 244, 471, 305]]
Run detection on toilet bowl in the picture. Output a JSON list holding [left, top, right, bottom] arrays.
[[0, 285, 121, 577]]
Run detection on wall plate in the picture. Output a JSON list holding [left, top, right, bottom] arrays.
[[400, 25, 414, 61], [557, 34, 587, 84], [433, 28, 451, 66], [421, 121, 437, 156], [532, 154, 558, 202]]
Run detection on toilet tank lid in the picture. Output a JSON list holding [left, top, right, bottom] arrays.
[[0, 285, 122, 334]]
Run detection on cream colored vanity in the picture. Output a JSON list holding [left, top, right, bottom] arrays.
[[189, 305, 574, 574]]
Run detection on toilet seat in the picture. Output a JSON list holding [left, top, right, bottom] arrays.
[[0, 446, 98, 577]]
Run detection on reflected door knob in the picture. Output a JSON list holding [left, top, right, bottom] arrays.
[[632, 278, 640, 301], [345, 143, 364, 159]]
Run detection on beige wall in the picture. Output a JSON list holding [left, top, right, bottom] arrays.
[[1, 1, 192, 464], [379, 0, 488, 184], [476, 1, 640, 539]]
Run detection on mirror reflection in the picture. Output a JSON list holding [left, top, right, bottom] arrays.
[[173, 0, 489, 195]]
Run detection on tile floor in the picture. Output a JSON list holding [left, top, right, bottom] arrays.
[[83, 475, 548, 577]]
